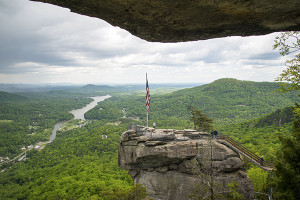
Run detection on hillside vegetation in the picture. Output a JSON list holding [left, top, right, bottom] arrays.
[[0, 94, 92, 158], [86, 78, 299, 127], [0, 91, 28, 103], [219, 106, 294, 161], [0, 121, 138, 200]]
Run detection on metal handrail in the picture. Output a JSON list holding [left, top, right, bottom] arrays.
[[218, 135, 274, 170]]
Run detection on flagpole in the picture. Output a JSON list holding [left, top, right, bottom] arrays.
[[146, 73, 150, 127], [147, 109, 148, 127], [146, 73, 148, 127]]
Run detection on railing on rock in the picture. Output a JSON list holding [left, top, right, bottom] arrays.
[[217, 135, 274, 171]]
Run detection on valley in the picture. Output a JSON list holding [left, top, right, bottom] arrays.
[[0, 78, 299, 199], [0, 95, 111, 168]]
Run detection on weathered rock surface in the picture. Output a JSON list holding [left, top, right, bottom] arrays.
[[31, 0, 300, 42], [119, 127, 254, 200]]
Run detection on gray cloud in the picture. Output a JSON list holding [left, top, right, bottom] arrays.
[[0, 0, 286, 84], [247, 52, 281, 61]]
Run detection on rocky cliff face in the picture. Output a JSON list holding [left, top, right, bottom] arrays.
[[31, 0, 300, 42], [119, 127, 254, 200]]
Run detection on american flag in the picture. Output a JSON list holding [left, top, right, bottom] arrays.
[[146, 74, 150, 113]]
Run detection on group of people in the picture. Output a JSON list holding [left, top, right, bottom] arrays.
[[211, 130, 218, 138]]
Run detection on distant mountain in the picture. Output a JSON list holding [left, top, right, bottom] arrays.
[[0, 91, 28, 103], [0, 84, 80, 93], [108, 78, 299, 125], [81, 84, 114, 90], [159, 78, 299, 122]]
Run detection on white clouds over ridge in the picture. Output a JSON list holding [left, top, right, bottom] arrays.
[[0, 0, 286, 84]]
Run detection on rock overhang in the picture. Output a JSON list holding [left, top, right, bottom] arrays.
[[31, 0, 300, 42]]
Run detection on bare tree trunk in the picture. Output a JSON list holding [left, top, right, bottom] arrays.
[[210, 138, 214, 200]]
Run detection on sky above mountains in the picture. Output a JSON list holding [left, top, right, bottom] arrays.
[[0, 0, 288, 84]]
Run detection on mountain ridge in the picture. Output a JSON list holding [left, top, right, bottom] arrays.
[[0, 91, 28, 103], [96, 78, 299, 126], [155, 78, 299, 123]]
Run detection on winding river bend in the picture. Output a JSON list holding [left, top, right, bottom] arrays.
[[70, 95, 111, 120], [49, 95, 111, 143]]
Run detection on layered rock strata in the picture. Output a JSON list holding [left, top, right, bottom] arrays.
[[32, 0, 300, 42], [118, 126, 254, 200]]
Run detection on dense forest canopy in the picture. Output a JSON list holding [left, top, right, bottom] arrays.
[[0, 91, 28, 103], [0, 97, 92, 158], [0, 121, 136, 200]]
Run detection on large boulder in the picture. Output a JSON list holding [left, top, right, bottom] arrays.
[[119, 128, 254, 200], [31, 0, 300, 42], [135, 171, 253, 200]]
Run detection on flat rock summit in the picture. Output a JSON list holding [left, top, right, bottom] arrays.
[[119, 126, 254, 200], [31, 0, 300, 42]]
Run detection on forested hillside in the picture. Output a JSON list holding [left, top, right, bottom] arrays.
[[0, 91, 28, 103], [219, 106, 294, 161], [0, 121, 141, 200], [0, 92, 93, 158], [86, 78, 299, 127]]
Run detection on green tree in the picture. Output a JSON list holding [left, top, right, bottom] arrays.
[[271, 31, 300, 199], [273, 31, 300, 92], [99, 184, 148, 200], [247, 167, 270, 199], [226, 182, 243, 200], [271, 104, 300, 200], [188, 106, 213, 131]]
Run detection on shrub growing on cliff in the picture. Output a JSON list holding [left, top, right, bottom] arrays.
[[226, 182, 243, 200], [188, 106, 213, 131]]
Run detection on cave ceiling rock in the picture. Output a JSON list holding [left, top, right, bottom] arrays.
[[31, 0, 300, 42]]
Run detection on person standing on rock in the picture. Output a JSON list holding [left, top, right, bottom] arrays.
[[214, 130, 218, 138], [153, 122, 156, 128], [260, 156, 264, 165]]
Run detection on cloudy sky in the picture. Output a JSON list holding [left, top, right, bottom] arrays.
[[0, 0, 288, 84]]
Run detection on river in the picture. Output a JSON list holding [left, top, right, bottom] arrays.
[[70, 95, 111, 120], [49, 121, 65, 143], [49, 95, 111, 143]]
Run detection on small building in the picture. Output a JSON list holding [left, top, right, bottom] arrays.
[[21, 147, 26, 151], [129, 117, 140, 121], [34, 145, 41, 151], [18, 154, 26, 162], [101, 135, 108, 139]]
